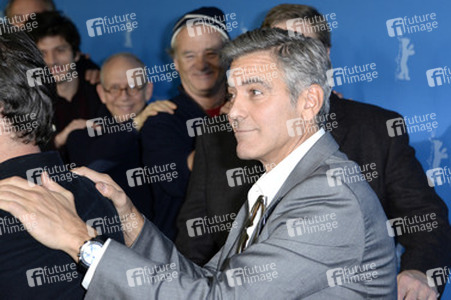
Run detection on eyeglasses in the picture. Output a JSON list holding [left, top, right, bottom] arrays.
[[237, 195, 266, 254], [103, 84, 146, 97]]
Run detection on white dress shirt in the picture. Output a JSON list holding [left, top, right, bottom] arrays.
[[82, 128, 325, 288]]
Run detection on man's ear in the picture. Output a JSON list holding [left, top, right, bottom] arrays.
[[96, 84, 107, 104], [144, 82, 154, 101], [297, 84, 324, 122]]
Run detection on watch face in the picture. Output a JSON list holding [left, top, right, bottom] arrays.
[[81, 241, 103, 266]]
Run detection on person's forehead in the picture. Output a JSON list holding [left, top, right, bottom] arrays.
[[10, 0, 47, 16], [103, 57, 140, 83], [37, 35, 70, 49], [175, 26, 224, 51]]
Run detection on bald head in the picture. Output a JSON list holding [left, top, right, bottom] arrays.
[[97, 53, 152, 120]]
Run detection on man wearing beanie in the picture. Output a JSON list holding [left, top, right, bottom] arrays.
[[140, 7, 229, 240]]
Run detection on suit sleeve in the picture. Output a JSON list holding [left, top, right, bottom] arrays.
[[175, 135, 217, 265], [84, 176, 390, 299], [383, 115, 451, 281]]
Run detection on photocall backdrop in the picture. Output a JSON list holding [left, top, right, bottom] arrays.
[[1, 0, 450, 295]]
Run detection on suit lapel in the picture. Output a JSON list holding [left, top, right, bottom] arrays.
[[218, 201, 249, 270], [247, 132, 340, 246]]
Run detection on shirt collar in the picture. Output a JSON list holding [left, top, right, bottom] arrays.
[[247, 128, 325, 210]]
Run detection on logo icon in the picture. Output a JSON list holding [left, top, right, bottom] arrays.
[[326, 168, 344, 187], [386, 18, 404, 37], [326, 68, 344, 87], [86, 18, 104, 37], [426, 267, 449, 287], [426, 168, 445, 187], [26, 268, 45, 287], [26, 68, 45, 87], [286, 219, 303, 237], [426, 68, 445, 87], [326, 268, 345, 287], [86, 217, 105, 237], [285, 18, 307, 37], [186, 118, 204, 137], [86, 118, 104, 137], [126, 168, 146, 187], [386, 218, 405, 237], [226, 268, 245, 287], [26, 167, 44, 186], [186, 18, 208, 37], [226, 168, 246, 187], [126, 68, 146, 88], [186, 218, 204, 237], [126, 268, 145, 287], [226, 67, 245, 87], [386, 117, 406, 137], [286, 118, 306, 137]]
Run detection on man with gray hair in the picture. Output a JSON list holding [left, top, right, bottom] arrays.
[[0, 28, 396, 299]]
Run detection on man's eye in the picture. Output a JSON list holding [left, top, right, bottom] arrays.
[[226, 93, 235, 101], [251, 89, 262, 96]]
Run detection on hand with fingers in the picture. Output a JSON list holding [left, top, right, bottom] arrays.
[[133, 100, 177, 130], [0, 173, 91, 261]]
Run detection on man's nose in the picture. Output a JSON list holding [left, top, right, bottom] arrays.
[[193, 54, 209, 70]]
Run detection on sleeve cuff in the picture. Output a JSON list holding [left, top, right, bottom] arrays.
[[81, 238, 112, 289]]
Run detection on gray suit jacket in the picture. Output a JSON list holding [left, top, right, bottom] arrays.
[[85, 133, 397, 299]]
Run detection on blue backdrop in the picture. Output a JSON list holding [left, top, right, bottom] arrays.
[[1, 0, 450, 296]]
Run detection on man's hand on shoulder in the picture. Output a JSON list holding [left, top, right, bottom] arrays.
[[134, 100, 177, 130], [397, 270, 439, 300], [72, 167, 145, 247], [0, 173, 91, 262]]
